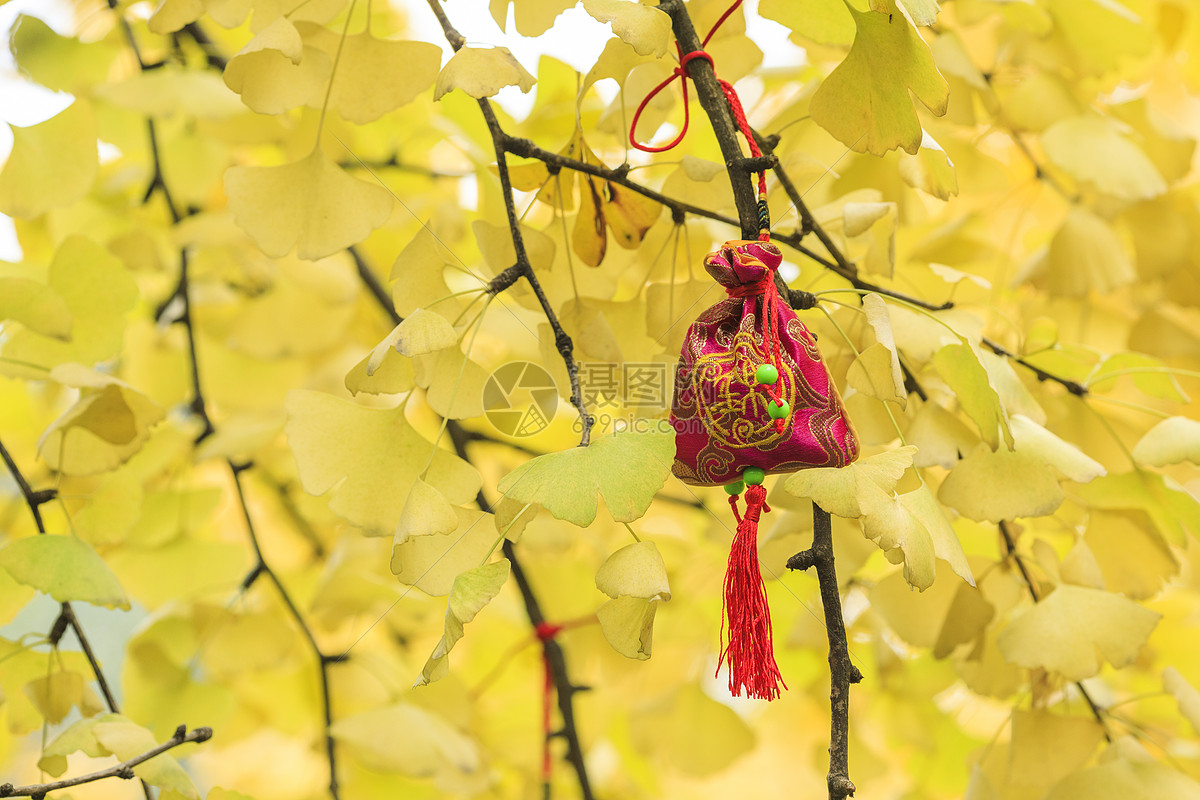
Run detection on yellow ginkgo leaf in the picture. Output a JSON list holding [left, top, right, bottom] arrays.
[[1082, 513, 1178, 600], [892, 0, 939, 26], [330, 704, 481, 777], [344, 348, 416, 396], [395, 479, 459, 542], [1006, 709, 1106, 799], [1009, 414, 1106, 483], [390, 227, 456, 317], [574, 168, 607, 267], [413, 348, 489, 419], [0, 278, 72, 340], [1089, 351, 1189, 403], [595, 541, 671, 601], [390, 507, 497, 595], [38, 714, 115, 777], [938, 444, 1064, 522], [848, 343, 907, 406], [597, 595, 658, 660], [783, 446, 917, 518], [759, 0, 854, 46], [1164, 667, 1200, 735], [300, 25, 442, 123], [366, 309, 457, 376], [0, 535, 130, 610], [810, 6, 949, 155], [605, 181, 662, 250], [224, 150, 393, 260], [1131, 416, 1200, 466], [1042, 116, 1166, 201], [94, 718, 200, 798], [285, 390, 480, 534], [583, 0, 672, 57], [630, 684, 756, 777], [39, 383, 165, 476], [148, 0, 204, 33], [10, 15, 119, 93], [1043, 754, 1200, 800], [24, 672, 87, 724], [898, 131, 959, 199], [996, 584, 1160, 680], [1040, 207, 1135, 297], [1046, 0, 1153, 76], [92, 68, 244, 119], [433, 46, 535, 101], [223, 17, 331, 114], [0, 101, 96, 218], [489, 0, 576, 36], [496, 428, 674, 527]]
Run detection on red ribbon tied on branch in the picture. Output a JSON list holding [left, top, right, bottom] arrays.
[[627, 0, 769, 221]]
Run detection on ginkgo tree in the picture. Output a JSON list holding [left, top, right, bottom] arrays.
[[1, 0, 1200, 797]]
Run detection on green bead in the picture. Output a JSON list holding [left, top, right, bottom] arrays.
[[724, 480, 744, 496], [743, 467, 766, 485], [755, 364, 779, 385], [767, 399, 790, 420]]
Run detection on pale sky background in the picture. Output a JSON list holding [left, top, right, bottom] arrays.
[[0, 0, 802, 261]]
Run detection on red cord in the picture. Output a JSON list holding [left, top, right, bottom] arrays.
[[534, 623, 562, 790], [629, 0, 771, 232], [723, 255, 788, 432]]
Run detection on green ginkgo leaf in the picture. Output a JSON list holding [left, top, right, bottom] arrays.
[[0, 535, 129, 610], [417, 559, 510, 685], [497, 427, 673, 527]]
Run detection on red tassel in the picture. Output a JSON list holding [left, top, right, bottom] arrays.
[[718, 484, 786, 700]]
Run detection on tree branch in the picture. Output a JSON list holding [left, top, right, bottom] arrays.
[[0, 725, 212, 799], [348, 245, 402, 326], [229, 465, 344, 797], [787, 505, 861, 800], [444, 409, 596, 800], [178, 22, 228, 70], [503, 540, 596, 800], [423, 0, 592, 447]]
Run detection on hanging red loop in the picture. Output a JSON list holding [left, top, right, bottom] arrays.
[[627, 0, 771, 240]]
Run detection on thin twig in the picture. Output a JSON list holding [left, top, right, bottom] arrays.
[[444, 387, 597, 800], [0, 438, 153, 800], [0, 725, 212, 799], [229, 465, 343, 798], [348, 245, 402, 326], [178, 22, 228, 70], [338, 154, 468, 179], [53, 603, 120, 712], [982, 338, 1088, 396], [422, 0, 592, 447], [998, 521, 1113, 741]]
